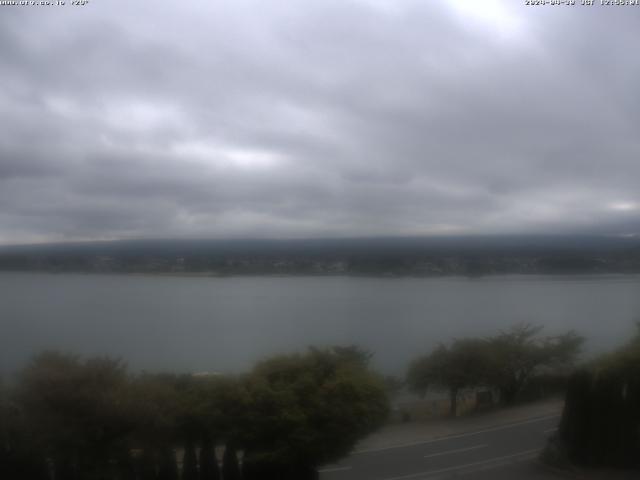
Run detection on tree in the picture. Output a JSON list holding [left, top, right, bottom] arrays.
[[553, 325, 640, 468], [222, 443, 241, 480], [157, 445, 179, 480], [128, 373, 182, 462], [240, 346, 389, 479], [181, 441, 198, 480], [17, 351, 134, 479], [487, 324, 583, 404], [407, 325, 583, 414], [407, 338, 492, 416], [6, 346, 389, 480], [0, 379, 49, 480], [198, 434, 219, 480]]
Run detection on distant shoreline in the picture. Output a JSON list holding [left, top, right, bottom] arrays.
[[2, 236, 640, 278], [2, 269, 640, 280]]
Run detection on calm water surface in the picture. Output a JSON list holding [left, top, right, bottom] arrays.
[[1, 273, 639, 376]]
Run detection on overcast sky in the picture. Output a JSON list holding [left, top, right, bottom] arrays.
[[1, 0, 639, 245]]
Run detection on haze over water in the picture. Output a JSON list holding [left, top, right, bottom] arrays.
[[2, 272, 639, 377]]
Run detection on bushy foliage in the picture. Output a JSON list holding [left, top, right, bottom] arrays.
[[16, 352, 135, 479], [486, 324, 583, 404], [407, 324, 583, 415], [240, 346, 389, 472], [557, 325, 640, 468], [1, 345, 389, 479], [407, 338, 492, 416]]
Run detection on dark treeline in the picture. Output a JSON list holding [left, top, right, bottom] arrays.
[[549, 326, 640, 469], [406, 324, 584, 417], [2, 236, 640, 276], [0, 346, 389, 480]]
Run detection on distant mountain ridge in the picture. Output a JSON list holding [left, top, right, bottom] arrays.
[[1, 235, 640, 276]]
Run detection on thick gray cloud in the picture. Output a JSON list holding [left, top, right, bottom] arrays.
[[1, 0, 640, 244]]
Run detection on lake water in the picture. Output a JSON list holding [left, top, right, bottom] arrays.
[[1, 272, 639, 377]]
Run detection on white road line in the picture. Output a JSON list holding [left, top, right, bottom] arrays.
[[423, 443, 487, 459], [353, 414, 560, 455], [381, 448, 541, 480], [317, 466, 352, 473]]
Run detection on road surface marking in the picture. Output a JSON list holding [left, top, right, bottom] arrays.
[[423, 443, 487, 459], [353, 414, 559, 455], [544, 427, 557, 433], [381, 448, 541, 480], [317, 466, 352, 473]]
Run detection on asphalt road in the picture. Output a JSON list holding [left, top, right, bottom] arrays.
[[319, 414, 560, 480]]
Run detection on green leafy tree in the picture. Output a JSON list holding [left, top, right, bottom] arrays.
[[128, 373, 181, 456], [182, 441, 198, 480], [407, 338, 492, 416], [198, 435, 219, 480], [222, 443, 241, 480], [555, 324, 640, 468], [17, 351, 135, 479], [129, 373, 207, 478], [180, 374, 249, 441], [0, 379, 49, 480], [487, 324, 583, 404], [6, 346, 390, 479], [240, 346, 389, 478], [157, 445, 179, 480]]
